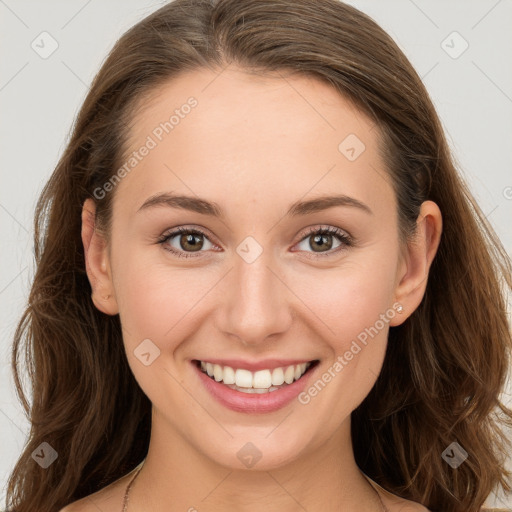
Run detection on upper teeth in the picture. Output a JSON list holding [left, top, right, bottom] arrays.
[[200, 361, 311, 389]]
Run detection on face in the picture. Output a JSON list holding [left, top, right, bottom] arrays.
[[86, 66, 419, 471]]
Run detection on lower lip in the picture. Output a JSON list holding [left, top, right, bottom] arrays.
[[193, 361, 317, 414]]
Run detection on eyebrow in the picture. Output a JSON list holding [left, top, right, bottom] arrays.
[[137, 192, 373, 218]]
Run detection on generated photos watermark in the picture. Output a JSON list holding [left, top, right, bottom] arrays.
[[298, 302, 402, 405]]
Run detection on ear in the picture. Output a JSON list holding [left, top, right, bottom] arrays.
[[81, 198, 119, 315], [390, 200, 442, 326]]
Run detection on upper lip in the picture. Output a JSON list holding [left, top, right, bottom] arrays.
[[193, 358, 318, 372]]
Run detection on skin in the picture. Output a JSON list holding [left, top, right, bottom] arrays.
[[69, 66, 441, 512]]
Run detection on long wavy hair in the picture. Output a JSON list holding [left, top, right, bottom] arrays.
[[5, 1, 512, 511]]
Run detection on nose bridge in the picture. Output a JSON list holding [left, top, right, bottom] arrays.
[[217, 236, 291, 345]]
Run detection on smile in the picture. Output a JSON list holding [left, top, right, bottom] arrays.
[[197, 360, 314, 393]]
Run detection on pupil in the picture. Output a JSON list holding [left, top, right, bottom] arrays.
[[312, 234, 332, 252], [182, 233, 202, 251]]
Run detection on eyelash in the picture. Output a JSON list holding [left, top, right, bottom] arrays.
[[156, 225, 353, 259]]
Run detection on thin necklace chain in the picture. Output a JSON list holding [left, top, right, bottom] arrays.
[[121, 460, 389, 512], [121, 461, 144, 512]]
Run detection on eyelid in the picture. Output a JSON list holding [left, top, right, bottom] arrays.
[[291, 225, 353, 258], [156, 225, 219, 259], [158, 224, 219, 245], [298, 224, 353, 243]]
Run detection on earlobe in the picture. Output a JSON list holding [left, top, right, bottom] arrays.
[[81, 198, 119, 315], [389, 200, 442, 326]]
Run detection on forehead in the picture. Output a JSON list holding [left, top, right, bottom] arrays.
[[113, 66, 394, 220], [127, 66, 374, 149]]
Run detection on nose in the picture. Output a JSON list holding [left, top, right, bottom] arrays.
[[215, 243, 293, 347]]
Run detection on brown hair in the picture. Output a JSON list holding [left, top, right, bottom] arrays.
[[5, 1, 512, 511]]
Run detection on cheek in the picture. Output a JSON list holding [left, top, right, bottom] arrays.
[[293, 258, 397, 349], [295, 287, 394, 431], [111, 257, 206, 402], [293, 256, 397, 408], [112, 249, 218, 350]]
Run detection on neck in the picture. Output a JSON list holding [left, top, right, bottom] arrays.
[[127, 410, 385, 512]]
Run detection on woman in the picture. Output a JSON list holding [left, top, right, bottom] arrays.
[[5, 0, 512, 511]]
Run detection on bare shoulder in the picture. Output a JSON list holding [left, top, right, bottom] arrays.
[[58, 471, 132, 512], [58, 501, 89, 512], [58, 500, 94, 512], [394, 503, 430, 511], [374, 477, 510, 512], [58, 493, 118, 512], [368, 478, 430, 512], [384, 497, 431, 511]]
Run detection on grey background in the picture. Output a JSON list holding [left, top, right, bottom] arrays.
[[1, 0, 511, 509]]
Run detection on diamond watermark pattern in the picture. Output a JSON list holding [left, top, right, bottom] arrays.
[[441, 441, 468, 468], [31, 442, 58, 468], [237, 442, 263, 468], [338, 134, 366, 161], [441, 31, 469, 59], [134, 338, 161, 366], [236, 236, 263, 264], [31, 31, 59, 59]]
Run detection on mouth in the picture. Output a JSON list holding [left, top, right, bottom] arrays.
[[193, 359, 320, 394]]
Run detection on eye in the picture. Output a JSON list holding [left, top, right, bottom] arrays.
[[157, 226, 216, 258], [157, 225, 353, 259], [293, 225, 353, 258]]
